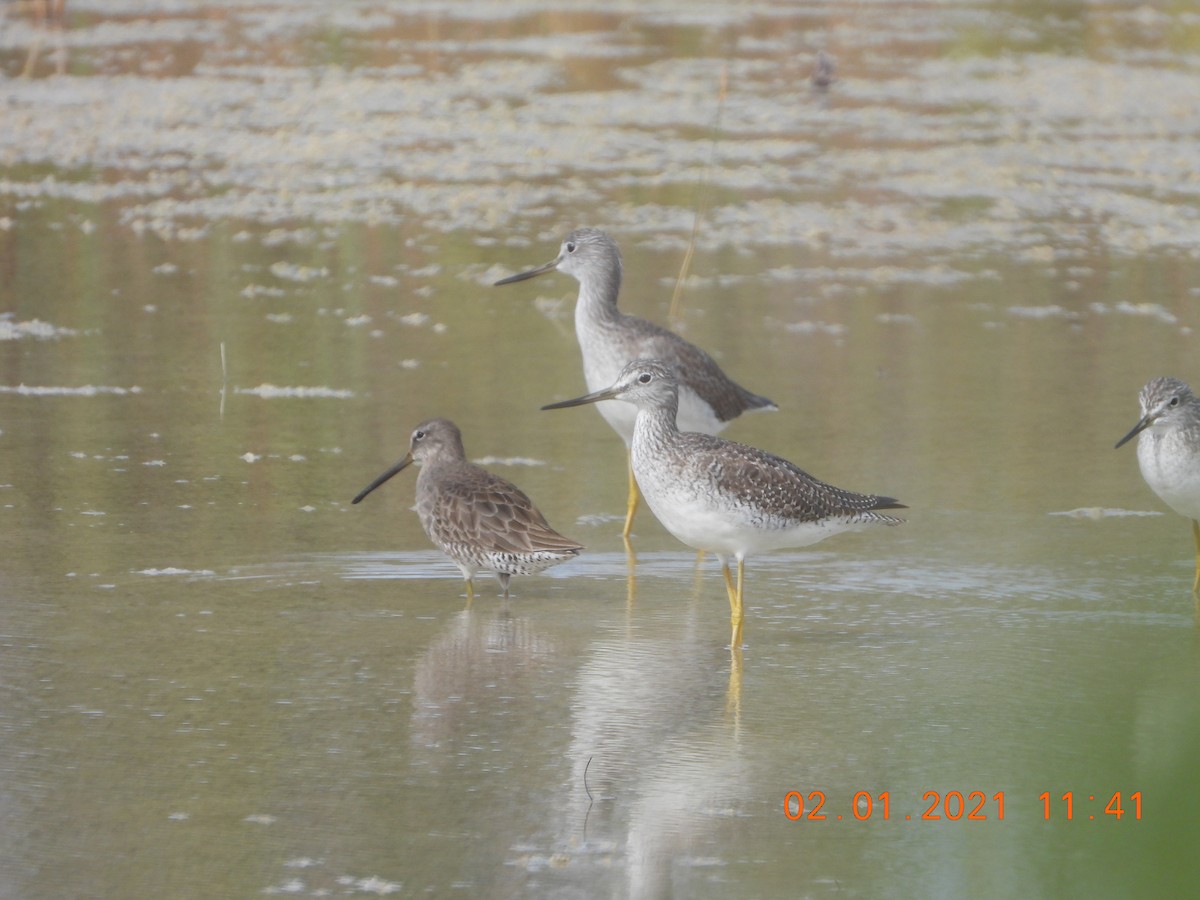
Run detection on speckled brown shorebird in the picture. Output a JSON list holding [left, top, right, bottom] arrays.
[[495, 228, 776, 539], [1115, 376, 1200, 593], [352, 418, 583, 597], [544, 360, 905, 647]]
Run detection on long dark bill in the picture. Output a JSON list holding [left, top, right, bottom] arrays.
[[352, 454, 414, 504], [1114, 416, 1152, 450], [493, 258, 558, 286], [541, 386, 622, 411]]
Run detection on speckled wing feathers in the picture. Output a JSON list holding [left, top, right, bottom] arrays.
[[674, 432, 904, 525], [622, 317, 776, 422], [419, 463, 584, 556]]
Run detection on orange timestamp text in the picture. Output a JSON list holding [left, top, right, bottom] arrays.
[[783, 790, 1142, 822]]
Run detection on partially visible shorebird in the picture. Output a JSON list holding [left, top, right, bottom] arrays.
[[352, 418, 583, 598], [1115, 376, 1200, 593], [495, 228, 776, 539], [543, 360, 905, 647]]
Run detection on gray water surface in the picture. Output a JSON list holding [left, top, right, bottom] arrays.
[[2, 1, 1199, 897]]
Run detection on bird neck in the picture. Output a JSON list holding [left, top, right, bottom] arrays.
[[417, 440, 468, 479], [632, 393, 682, 452], [574, 265, 623, 329]]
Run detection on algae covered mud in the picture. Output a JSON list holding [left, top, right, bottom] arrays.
[[3, 1, 1199, 259], [2, 2, 1200, 898]]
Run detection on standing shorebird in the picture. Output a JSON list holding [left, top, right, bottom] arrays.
[[1115, 376, 1200, 593], [352, 418, 583, 598], [543, 360, 905, 647], [495, 228, 776, 538]]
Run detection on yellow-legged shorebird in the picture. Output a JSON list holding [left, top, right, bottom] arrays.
[[496, 228, 775, 538], [544, 360, 905, 647], [1115, 376, 1200, 593]]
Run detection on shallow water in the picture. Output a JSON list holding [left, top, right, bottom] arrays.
[[3, 1, 1200, 897]]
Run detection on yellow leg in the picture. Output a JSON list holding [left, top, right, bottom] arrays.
[[725, 645, 744, 726], [723, 559, 745, 648], [622, 452, 641, 539], [732, 558, 745, 648], [1191, 520, 1200, 595], [465, 579, 475, 604], [624, 534, 638, 611]]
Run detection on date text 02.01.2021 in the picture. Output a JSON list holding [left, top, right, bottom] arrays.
[[784, 791, 1144, 822], [783, 791, 1004, 822]]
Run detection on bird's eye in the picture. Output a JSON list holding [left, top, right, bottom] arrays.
[[414, 430, 426, 441], [638, 372, 652, 385], [565, 241, 577, 253], [1170, 397, 1180, 407]]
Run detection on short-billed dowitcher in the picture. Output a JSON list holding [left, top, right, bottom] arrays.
[[352, 418, 582, 597]]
